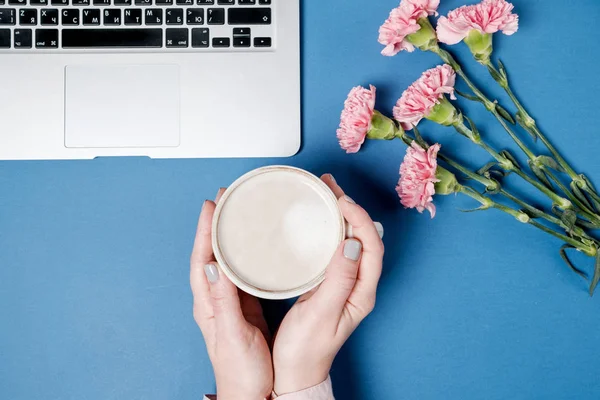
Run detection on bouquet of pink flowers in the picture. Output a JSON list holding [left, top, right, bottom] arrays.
[[337, 0, 600, 294]]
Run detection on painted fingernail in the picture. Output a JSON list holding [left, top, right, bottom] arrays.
[[344, 195, 356, 204], [343, 239, 362, 261], [204, 264, 219, 284]]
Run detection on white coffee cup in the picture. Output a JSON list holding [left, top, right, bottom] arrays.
[[212, 166, 383, 300]]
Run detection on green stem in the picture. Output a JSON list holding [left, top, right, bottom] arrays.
[[437, 153, 499, 191], [393, 130, 600, 244], [546, 172, 598, 220], [434, 47, 600, 215], [459, 185, 596, 256], [454, 121, 573, 211], [485, 60, 600, 204], [503, 81, 579, 178], [500, 189, 596, 242]]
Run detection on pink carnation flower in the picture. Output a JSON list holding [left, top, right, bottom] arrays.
[[378, 0, 440, 57], [337, 85, 376, 153], [397, 142, 441, 218], [393, 64, 457, 129], [437, 0, 519, 45]]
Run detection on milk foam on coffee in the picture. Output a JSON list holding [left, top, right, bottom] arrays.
[[216, 169, 343, 292]]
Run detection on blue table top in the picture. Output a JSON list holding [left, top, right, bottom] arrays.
[[2, 0, 600, 399]]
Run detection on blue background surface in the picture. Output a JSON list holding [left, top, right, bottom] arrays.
[[1, 0, 600, 399]]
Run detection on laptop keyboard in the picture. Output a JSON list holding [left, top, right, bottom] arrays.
[[0, 0, 274, 51]]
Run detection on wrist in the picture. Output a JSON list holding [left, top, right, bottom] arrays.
[[273, 364, 331, 396]]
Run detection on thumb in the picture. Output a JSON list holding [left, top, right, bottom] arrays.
[[309, 239, 362, 317], [204, 263, 245, 330]]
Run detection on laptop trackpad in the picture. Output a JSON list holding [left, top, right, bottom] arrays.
[[65, 64, 180, 148]]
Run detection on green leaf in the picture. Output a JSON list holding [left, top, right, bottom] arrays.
[[459, 206, 489, 213], [500, 150, 521, 170], [560, 209, 578, 234], [412, 125, 429, 149], [477, 162, 497, 175], [590, 251, 600, 296], [463, 115, 481, 141], [486, 63, 504, 83], [516, 112, 538, 142], [560, 245, 588, 280], [581, 175, 600, 211], [535, 156, 563, 172], [529, 161, 554, 189], [570, 182, 595, 211], [495, 104, 516, 125], [497, 59, 508, 80], [455, 89, 482, 103]]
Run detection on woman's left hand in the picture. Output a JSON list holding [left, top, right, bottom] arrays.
[[190, 189, 273, 400]]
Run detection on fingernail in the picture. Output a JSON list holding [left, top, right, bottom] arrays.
[[329, 174, 336, 184], [204, 264, 219, 284], [344, 195, 356, 204], [343, 239, 362, 261]]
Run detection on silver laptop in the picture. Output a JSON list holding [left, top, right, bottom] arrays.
[[0, 0, 300, 160]]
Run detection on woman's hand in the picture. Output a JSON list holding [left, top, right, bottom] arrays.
[[272, 174, 385, 395], [190, 189, 273, 400]]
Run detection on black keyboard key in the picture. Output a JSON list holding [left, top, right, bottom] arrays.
[[228, 7, 269, 24], [144, 8, 161, 24], [135, 0, 151, 4], [9, 0, 26, 5], [103, 8, 120, 25], [239, 0, 255, 4], [155, 0, 172, 4], [206, 7, 223, 24], [92, 0, 108, 4], [82, 8, 99, 24], [258, 0, 270, 4], [19, 9, 37, 25], [35, 28, 58, 47], [197, 0, 213, 4], [175, 0, 191, 4], [124, 8, 141, 25], [166, 27, 187, 47], [186, 8, 203, 24], [212, 37, 228, 47], [216, 0, 232, 3], [191, 27, 208, 47], [40, 8, 57, 24], [72, 0, 90, 4], [0, 8, 16, 25], [114, 0, 131, 4], [14, 28, 31, 47], [62, 28, 162, 47], [253, 36, 270, 47], [0, 0, 4, 4], [232, 27, 249, 36], [0, 28, 9, 47], [233, 37, 249, 47], [62, 9, 78, 24], [51, 0, 68, 4], [165, 8, 182, 24], [31, 0, 49, 5]]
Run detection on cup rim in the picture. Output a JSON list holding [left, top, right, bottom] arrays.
[[211, 165, 345, 300]]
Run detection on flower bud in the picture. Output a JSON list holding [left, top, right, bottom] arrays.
[[368, 110, 404, 140], [434, 166, 459, 195], [425, 96, 461, 126], [464, 30, 493, 64], [406, 18, 439, 52]]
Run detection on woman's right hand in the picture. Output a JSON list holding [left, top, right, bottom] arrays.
[[272, 174, 385, 396]]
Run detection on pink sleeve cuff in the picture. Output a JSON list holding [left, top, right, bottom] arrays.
[[273, 377, 334, 400]]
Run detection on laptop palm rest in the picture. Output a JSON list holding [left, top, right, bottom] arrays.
[[64, 64, 180, 149]]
